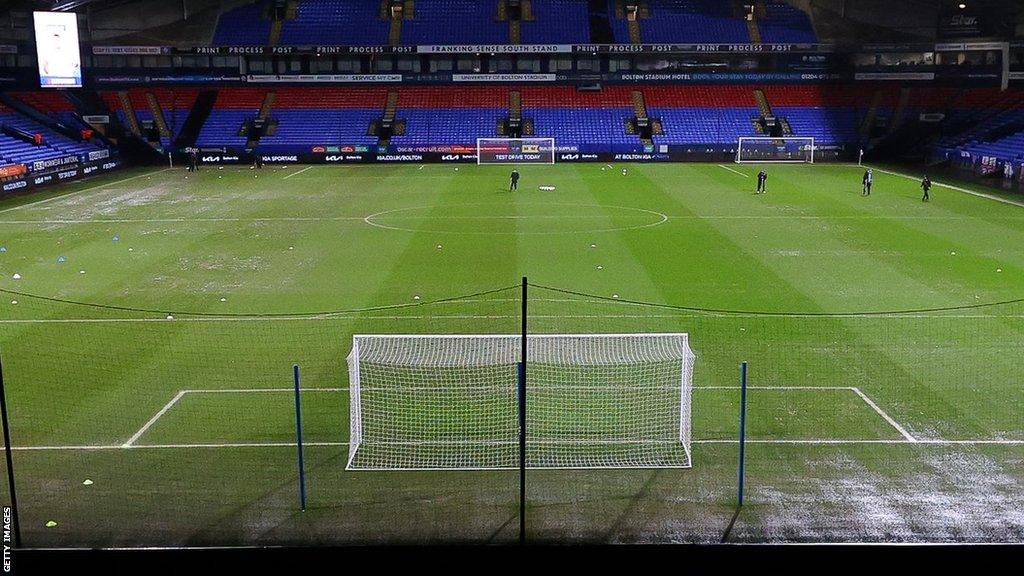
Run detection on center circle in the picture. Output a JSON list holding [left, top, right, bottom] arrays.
[[363, 203, 668, 235]]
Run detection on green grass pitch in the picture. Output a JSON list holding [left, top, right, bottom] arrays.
[[0, 161, 1022, 545]]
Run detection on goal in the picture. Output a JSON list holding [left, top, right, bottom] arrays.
[[736, 137, 815, 163], [477, 138, 556, 165], [346, 333, 696, 470]]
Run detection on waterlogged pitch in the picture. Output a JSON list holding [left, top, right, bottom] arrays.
[[0, 162, 1022, 545]]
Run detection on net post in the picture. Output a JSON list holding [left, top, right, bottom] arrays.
[[293, 364, 307, 511], [519, 276, 527, 545], [737, 361, 748, 507], [0, 349, 21, 548]]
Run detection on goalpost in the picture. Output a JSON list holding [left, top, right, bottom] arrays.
[[736, 137, 815, 163], [346, 333, 696, 470], [477, 137, 556, 165]]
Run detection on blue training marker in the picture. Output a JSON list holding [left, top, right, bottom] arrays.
[[0, 247, 6, 253], [57, 256, 66, 263], [112, 235, 120, 241]]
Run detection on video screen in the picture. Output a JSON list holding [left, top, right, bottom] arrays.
[[33, 11, 82, 88]]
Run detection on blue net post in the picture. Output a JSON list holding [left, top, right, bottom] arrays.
[[737, 361, 748, 507], [518, 276, 527, 545], [293, 364, 307, 511]]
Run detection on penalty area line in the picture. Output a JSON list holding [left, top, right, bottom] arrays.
[[851, 387, 917, 442], [865, 165, 1024, 209], [283, 166, 314, 180], [9, 438, 1024, 451], [717, 164, 749, 178], [120, 387, 347, 447], [121, 390, 187, 447]]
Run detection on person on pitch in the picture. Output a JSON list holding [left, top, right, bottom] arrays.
[[862, 168, 873, 196], [756, 169, 768, 194], [510, 168, 520, 192], [921, 175, 931, 202]]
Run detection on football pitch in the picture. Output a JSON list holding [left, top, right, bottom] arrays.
[[0, 161, 1022, 545]]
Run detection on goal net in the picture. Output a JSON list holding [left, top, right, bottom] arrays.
[[736, 137, 815, 163], [477, 138, 556, 165], [346, 333, 695, 470]]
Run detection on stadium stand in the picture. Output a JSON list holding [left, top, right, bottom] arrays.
[[636, 0, 751, 44], [644, 86, 760, 144], [521, 0, 591, 43], [0, 102, 107, 167], [389, 86, 508, 147], [279, 0, 390, 45], [212, 1, 272, 45], [209, 0, 817, 45], [519, 86, 640, 147], [758, 1, 817, 43], [184, 84, 883, 151], [9, 91, 82, 128], [258, 87, 388, 148], [401, 0, 509, 45], [195, 89, 266, 148]]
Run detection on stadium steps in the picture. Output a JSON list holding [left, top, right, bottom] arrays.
[[510, 91, 523, 121], [753, 89, 773, 117], [751, 118, 765, 134], [745, 9, 761, 42], [523, 0, 536, 20], [384, 91, 399, 122], [145, 93, 171, 138], [257, 92, 276, 120], [509, 20, 521, 43], [497, 0, 508, 20], [175, 90, 217, 148], [377, 90, 402, 147], [62, 90, 117, 142], [627, 19, 641, 43], [404, 0, 415, 19], [616, 0, 643, 43], [117, 92, 142, 137], [889, 88, 911, 135], [268, 19, 283, 46], [387, 1, 405, 45], [286, 0, 298, 19], [246, 92, 277, 147], [388, 16, 403, 45], [631, 90, 647, 118], [860, 91, 884, 138]]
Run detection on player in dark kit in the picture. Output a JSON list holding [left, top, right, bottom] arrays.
[[756, 170, 767, 193], [920, 175, 931, 201], [509, 168, 520, 192], [188, 150, 198, 173], [862, 169, 872, 196]]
